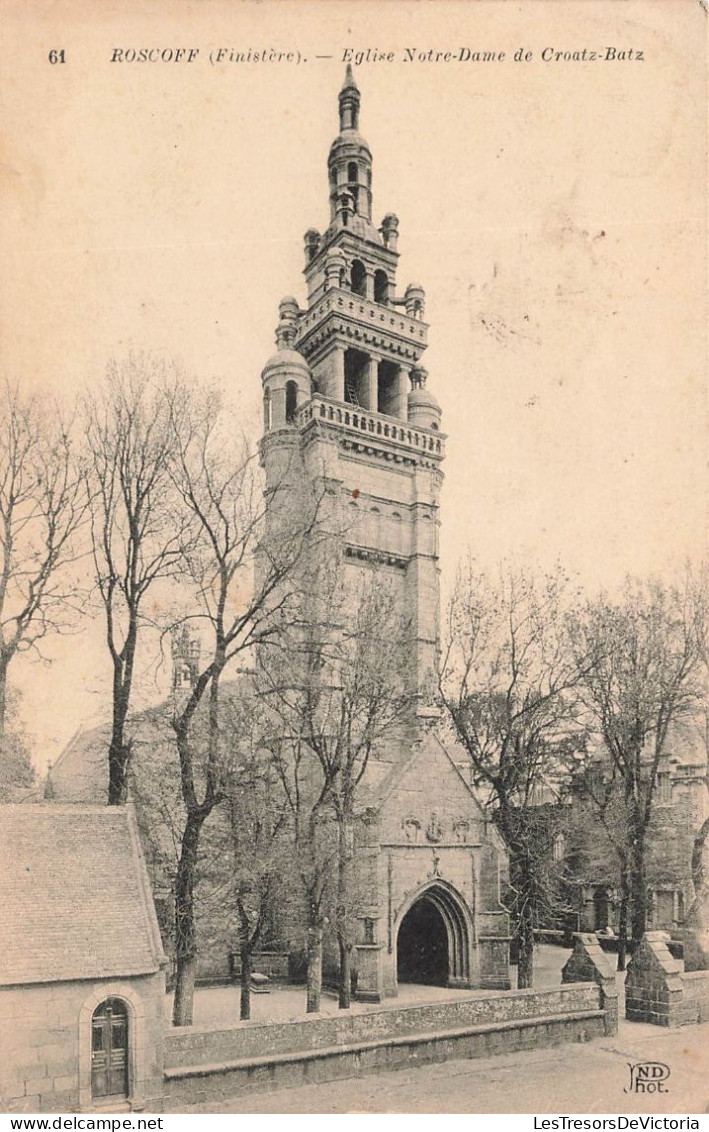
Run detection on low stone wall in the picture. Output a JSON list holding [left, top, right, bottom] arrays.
[[625, 931, 709, 1027], [164, 984, 606, 1104], [165, 984, 599, 1067]]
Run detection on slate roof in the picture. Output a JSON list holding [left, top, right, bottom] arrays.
[[0, 803, 166, 986]]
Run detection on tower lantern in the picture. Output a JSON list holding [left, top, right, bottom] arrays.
[[259, 70, 446, 708], [328, 66, 373, 227]]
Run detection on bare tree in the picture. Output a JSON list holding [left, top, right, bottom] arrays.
[[224, 718, 289, 1021], [167, 387, 318, 1026], [262, 722, 335, 1015], [440, 561, 587, 988], [570, 570, 706, 948], [563, 760, 632, 968], [191, 686, 291, 1021], [0, 381, 85, 736], [257, 546, 416, 1010], [84, 355, 189, 804]]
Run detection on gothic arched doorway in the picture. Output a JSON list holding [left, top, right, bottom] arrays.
[[395, 883, 471, 988], [593, 887, 610, 931], [91, 998, 128, 1100]]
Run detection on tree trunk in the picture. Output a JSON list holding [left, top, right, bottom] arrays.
[[107, 626, 137, 806], [172, 810, 206, 1026], [240, 946, 252, 1021], [630, 833, 648, 944], [172, 955, 197, 1027], [337, 818, 352, 1010], [516, 905, 535, 989], [616, 862, 630, 972], [338, 936, 352, 1010], [107, 734, 130, 805], [306, 923, 323, 1014], [506, 834, 536, 990], [0, 659, 7, 739]]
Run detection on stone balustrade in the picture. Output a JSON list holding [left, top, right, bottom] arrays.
[[295, 288, 428, 347], [298, 395, 444, 459]]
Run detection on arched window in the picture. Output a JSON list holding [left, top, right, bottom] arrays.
[[347, 162, 359, 212], [263, 389, 272, 431], [344, 348, 369, 406], [377, 360, 399, 415], [350, 259, 367, 297], [91, 999, 128, 1100], [374, 270, 389, 305], [285, 381, 298, 423], [593, 888, 610, 932]]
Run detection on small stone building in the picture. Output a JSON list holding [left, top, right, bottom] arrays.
[[0, 804, 167, 1113], [561, 723, 708, 938], [354, 731, 511, 1000]]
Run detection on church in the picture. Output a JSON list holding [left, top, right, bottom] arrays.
[[48, 69, 512, 1001], [255, 66, 511, 999]]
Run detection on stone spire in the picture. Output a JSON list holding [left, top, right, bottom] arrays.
[[338, 63, 360, 131], [329, 66, 372, 225]]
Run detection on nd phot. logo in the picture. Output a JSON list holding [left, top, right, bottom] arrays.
[[625, 1062, 671, 1093]]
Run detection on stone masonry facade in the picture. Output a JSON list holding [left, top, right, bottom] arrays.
[[0, 975, 165, 1113], [625, 931, 709, 1027]]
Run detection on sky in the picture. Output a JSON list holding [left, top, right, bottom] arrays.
[[0, 0, 706, 768]]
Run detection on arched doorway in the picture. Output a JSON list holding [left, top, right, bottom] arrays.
[[593, 887, 610, 931], [395, 883, 472, 989], [91, 998, 128, 1100], [397, 898, 449, 985]]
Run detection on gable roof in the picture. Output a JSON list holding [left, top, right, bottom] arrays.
[[364, 731, 487, 817], [0, 803, 166, 986]]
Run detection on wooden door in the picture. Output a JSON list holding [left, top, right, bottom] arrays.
[[91, 999, 128, 1099]]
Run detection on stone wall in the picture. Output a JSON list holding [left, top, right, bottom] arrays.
[[1, 973, 165, 1114], [164, 984, 606, 1105], [165, 983, 601, 1068], [625, 931, 709, 1027], [682, 971, 709, 1022]]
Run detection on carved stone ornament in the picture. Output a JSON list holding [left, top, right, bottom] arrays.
[[453, 819, 470, 844], [402, 816, 421, 843], [425, 811, 443, 843]]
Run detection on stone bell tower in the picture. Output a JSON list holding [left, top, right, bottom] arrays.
[[258, 72, 511, 1002], [259, 66, 445, 708]]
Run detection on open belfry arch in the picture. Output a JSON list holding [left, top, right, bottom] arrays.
[[259, 67, 511, 999]]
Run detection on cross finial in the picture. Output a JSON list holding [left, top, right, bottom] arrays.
[[338, 64, 361, 130], [341, 63, 359, 93]]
